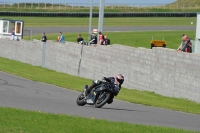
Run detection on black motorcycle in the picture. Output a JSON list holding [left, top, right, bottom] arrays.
[[76, 80, 119, 108]]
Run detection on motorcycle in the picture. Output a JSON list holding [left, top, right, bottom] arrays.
[[76, 80, 119, 108]]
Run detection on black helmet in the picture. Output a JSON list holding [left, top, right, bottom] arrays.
[[115, 74, 124, 84]]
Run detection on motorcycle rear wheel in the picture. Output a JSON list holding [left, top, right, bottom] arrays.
[[94, 91, 112, 108], [76, 92, 86, 106]]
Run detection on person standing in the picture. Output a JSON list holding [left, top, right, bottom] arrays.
[[41, 32, 47, 42]]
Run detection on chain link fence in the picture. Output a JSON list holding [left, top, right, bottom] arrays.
[[0, 2, 199, 10]]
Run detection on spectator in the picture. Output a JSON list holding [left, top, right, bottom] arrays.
[[41, 32, 47, 42], [10, 29, 15, 40], [98, 31, 104, 45], [89, 32, 97, 45], [77, 34, 84, 44], [10, 29, 19, 41], [58, 32, 65, 43], [77, 34, 87, 45], [57, 36, 60, 41], [102, 36, 110, 45], [177, 34, 192, 53]]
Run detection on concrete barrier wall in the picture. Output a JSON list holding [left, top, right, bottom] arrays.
[[0, 39, 200, 103], [0, 39, 43, 66]]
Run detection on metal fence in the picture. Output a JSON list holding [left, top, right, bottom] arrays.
[[0, 2, 199, 10], [23, 30, 32, 40]]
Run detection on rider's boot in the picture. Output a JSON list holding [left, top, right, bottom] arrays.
[[83, 82, 99, 96], [83, 85, 89, 96], [87, 83, 98, 91]]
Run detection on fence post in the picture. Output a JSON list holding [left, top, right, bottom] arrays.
[[30, 31, 32, 41], [42, 42, 47, 68], [88, 0, 93, 46]]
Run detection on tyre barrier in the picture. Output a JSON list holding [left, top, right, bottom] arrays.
[[0, 12, 197, 17]]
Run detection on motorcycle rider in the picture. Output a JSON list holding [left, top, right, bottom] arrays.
[[84, 74, 124, 97]]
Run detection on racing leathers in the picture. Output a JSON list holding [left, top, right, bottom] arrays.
[[84, 77, 122, 96]]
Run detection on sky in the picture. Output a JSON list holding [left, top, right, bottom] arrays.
[[4, 0, 176, 4]]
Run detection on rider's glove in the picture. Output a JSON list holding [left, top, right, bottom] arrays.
[[101, 77, 107, 83], [102, 79, 106, 83], [93, 80, 100, 84]]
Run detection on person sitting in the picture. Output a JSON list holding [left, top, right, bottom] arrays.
[[89, 33, 97, 45], [102, 36, 110, 46], [98, 31, 105, 45], [58, 32, 65, 43], [177, 34, 192, 53], [57, 36, 60, 41], [77, 34, 83, 44], [10, 29, 19, 41], [10, 29, 15, 40], [77, 34, 87, 45]]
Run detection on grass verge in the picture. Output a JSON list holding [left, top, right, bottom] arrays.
[[0, 107, 198, 133], [0, 16, 197, 27], [24, 30, 196, 49], [0, 57, 200, 114]]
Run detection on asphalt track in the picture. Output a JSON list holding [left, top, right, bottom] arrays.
[[0, 71, 200, 132], [24, 26, 196, 35]]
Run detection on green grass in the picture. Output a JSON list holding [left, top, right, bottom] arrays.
[[25, 30, 196, 49], [0, 57, 200, 115], [0, 16, 197, 27], [170, 0, 200, 7], [0, 107, 198, 133]]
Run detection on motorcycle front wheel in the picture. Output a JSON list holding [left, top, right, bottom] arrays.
[[94, 91, 112, 108], [76, 92, 86, 106]]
